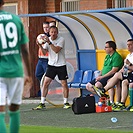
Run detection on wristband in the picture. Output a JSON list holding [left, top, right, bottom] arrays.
[[49, 42, 52, 45]]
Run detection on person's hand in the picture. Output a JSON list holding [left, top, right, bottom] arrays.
[[24, 76, 33, 89], [44, 35, 50, 44], [23, 76, 33, 98], [96, 76, 102, 81], [119, 68, 124, 73]]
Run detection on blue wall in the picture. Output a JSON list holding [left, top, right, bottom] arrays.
[[77, 50, 97, 71]]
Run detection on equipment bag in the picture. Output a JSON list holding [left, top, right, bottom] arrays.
[[72, 95, 96, 114]]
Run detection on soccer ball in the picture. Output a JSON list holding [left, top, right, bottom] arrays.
[[37, 34, 46, 44]]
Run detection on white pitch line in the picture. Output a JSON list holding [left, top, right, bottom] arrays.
[[20, 109, 33, 112], [106, 125, 133, 129]]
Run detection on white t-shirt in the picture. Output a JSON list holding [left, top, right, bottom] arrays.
[[43, 36, 66, 66], [126, 52, 133, 64]]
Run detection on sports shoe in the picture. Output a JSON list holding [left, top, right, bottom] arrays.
[[113, 103, 126, 112], [103, 94, 110, 98], [126, 105, 133, 111], [32, 103, 46, 110], [126, 105, 132, 111], [63, 103, 71, 109], [92, 86, 107, 97], [111, 103, 118, 110], [129, 106, 133, 112]]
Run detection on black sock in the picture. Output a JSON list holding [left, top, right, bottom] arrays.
[[103, 88, 106, 93], [120, 102, 125, 105]]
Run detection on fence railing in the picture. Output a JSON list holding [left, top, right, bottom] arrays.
[[111, 0, 133, 8], [60, 0, 80, 12], [60, 0, 133, 12]]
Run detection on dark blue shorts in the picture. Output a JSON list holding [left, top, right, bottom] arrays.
[[45, 65, 68, 80]]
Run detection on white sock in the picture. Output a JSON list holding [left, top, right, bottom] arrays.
[[41, 97, 46, 104], [110, 101, 114, 104], [116, 102, 119, 104], [64, 98, 68, 104]]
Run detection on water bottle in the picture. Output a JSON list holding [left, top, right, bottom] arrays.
[[123, 65, 128, 77]]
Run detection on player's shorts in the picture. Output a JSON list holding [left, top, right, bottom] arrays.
[[0, 77, 24, 106], [122, 72, 133, 83], [45, 65, 68, 80], [90, 75, 114, 87]]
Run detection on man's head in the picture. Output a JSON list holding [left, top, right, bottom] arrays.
[[127, 39, 133, 53], [49, 21, 56, 27], [49, 26, 58, 40], [43, 22, 49, 34], [105, 41, 116, 55]]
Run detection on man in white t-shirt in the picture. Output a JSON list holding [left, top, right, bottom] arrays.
[[33, 26, 70, 110]]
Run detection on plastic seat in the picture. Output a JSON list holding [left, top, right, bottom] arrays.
[[80, 70, 93, 89], [68, 70, 84, 88], [92, 70, 101, 80]]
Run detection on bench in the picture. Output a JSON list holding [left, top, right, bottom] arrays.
[[68, 69, 100, 102], [68, 69, 101, 88]]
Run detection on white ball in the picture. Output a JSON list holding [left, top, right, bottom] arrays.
[[37, 34, 46, 44], [111, 117, 117, 123]]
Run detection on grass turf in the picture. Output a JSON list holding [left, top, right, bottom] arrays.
[[5, 103, 133, 133], [19, 125, 133, 133]]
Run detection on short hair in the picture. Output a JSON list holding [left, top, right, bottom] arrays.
[[127, 39, 133, 42], [49, 21, 56, 26], [106, 41, 116, 51], [49, 26, 58, 32], [43, 21, 49, 25]]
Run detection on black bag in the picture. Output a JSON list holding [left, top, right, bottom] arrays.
[[72, 95, 96, 114]]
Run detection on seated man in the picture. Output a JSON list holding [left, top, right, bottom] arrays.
[[93, 39, 133, 111], [86, 41, 123, 104]]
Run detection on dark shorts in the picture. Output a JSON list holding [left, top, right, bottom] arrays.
[[122, 72, 133, 83], [90, 75, 114, 87], [45, 65, 68, 80]]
